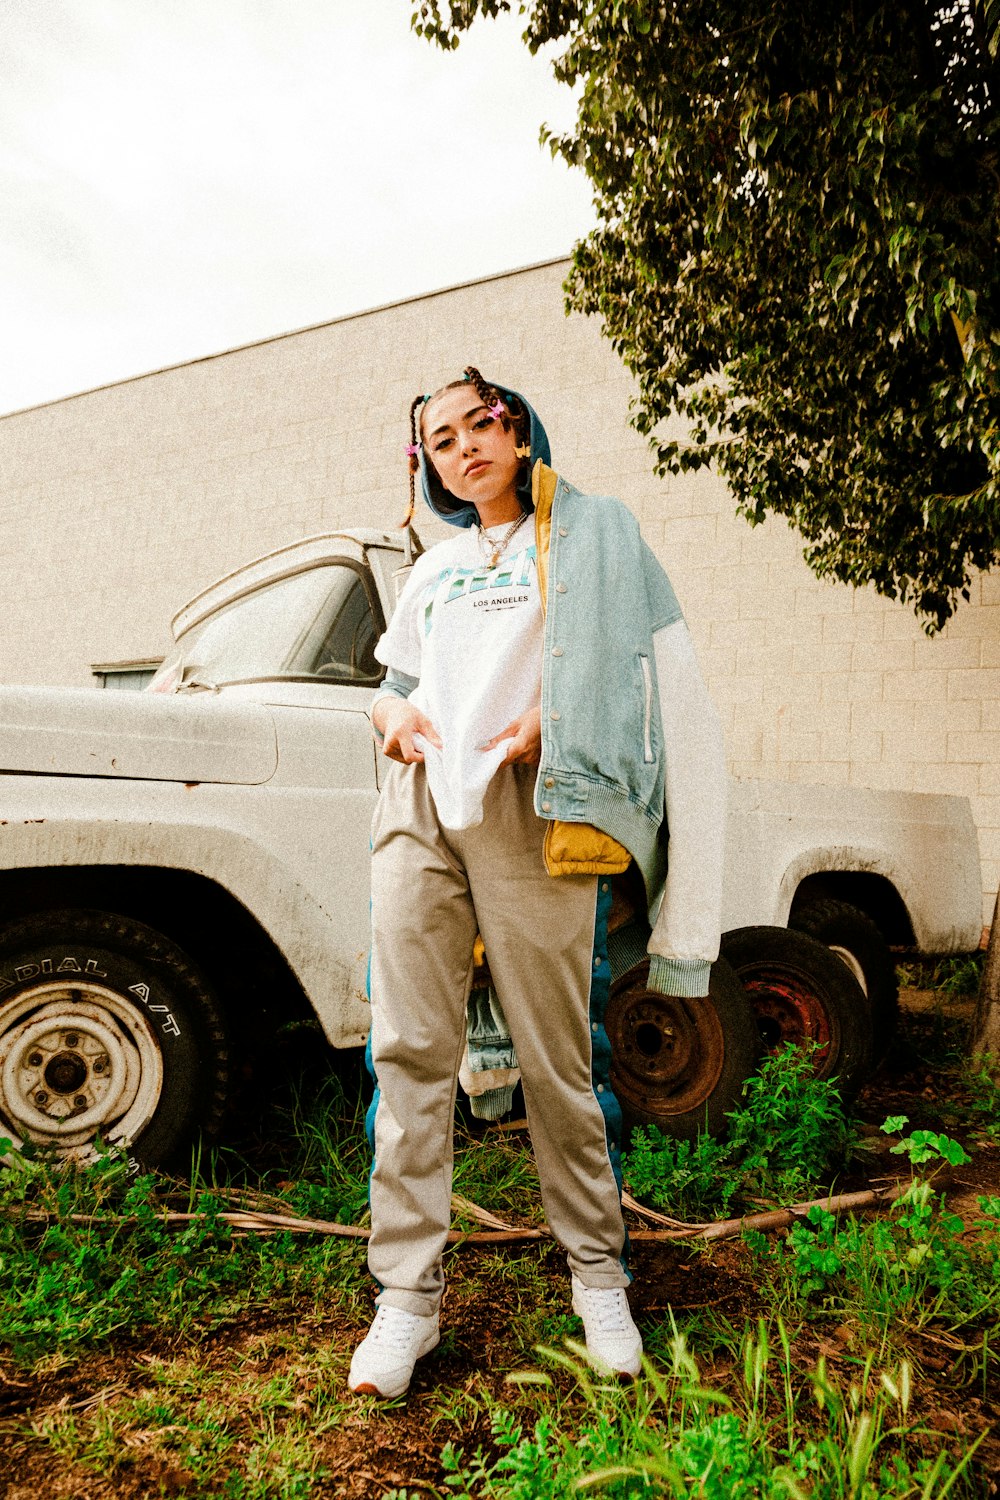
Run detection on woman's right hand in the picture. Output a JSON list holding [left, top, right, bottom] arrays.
[[374, 698, 443, 764]]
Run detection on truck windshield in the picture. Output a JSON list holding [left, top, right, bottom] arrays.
[[148, 562, 385, 692]]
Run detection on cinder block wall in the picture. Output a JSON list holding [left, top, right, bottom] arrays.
[[2, 259, 998, 925]]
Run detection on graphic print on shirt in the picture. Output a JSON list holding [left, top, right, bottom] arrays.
[[422, 546, 537, 633]]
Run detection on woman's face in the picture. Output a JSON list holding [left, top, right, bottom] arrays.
[[421, 384, 522, 515]]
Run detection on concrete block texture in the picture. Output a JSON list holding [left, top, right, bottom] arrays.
[[2, 256, 1000, 926]]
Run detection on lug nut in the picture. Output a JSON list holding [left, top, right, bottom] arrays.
[[65, 1033, 79, 1048], [93, 1059, 107, 1074], [28, 1051, 43, 1067], [73, 1094, 88, 1109], [34, 1090, 48, 1105]]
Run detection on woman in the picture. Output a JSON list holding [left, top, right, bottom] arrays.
[[349, 368, 726, 1399]]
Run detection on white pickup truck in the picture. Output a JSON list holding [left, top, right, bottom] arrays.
[[0, 530, 982, 1166]]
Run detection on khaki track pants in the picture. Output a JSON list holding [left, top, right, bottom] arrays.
[[367, 759, 628, 1317]]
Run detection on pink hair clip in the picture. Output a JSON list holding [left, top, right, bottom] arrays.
[[405, 442, 421, 457], [488, 400, 505, 420]]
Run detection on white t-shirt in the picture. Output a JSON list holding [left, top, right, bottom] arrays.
[[374, 521, 542, 829]]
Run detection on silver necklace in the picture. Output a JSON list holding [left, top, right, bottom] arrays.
[[477, 511, 527, 568]]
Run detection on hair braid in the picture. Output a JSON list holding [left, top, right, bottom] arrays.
[[464, 366, 521, 437], [463, 365, 502, 419], [464, 365, 530, 465], [401, 393, 425, 528]]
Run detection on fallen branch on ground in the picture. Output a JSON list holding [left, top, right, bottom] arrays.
[[1, 1181, 912, 1244]]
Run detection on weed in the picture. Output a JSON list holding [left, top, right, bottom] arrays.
[[727, 1046, 854, 1202], [935, 954, 985, 996], [30, 1363, 333, 1500], [895, 953, 983, 995], [623, 1044, 854, 1219], [763, 1119, 1000, 1341], [785, 1206, 843, 1297], [439, 1323, 984, 1498], [6, 981, 998, 1500], [0, 1097, 371, 1366], [623, 1128, 733, 1220], [962, 1056, 1000, 1146]]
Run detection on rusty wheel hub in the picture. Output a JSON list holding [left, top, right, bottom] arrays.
[[738, 964, 834, 1060], [606, 976, 725, 1124]]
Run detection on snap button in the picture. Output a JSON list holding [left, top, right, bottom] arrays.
[[597, 1083, 605, 1094], [550, 710, 561, 721], [544, 776, 555, 788], [551, 646, 564, 657], [591, 1021, 598, 1033], [541, 801, 551, 813], [558, 527, 568, 537], [601, 882, 609, 892], [555, 582, 567, 594], [594, 956, 601, 969]]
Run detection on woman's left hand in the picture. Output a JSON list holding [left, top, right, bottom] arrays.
[[482, 704, 542, 767]]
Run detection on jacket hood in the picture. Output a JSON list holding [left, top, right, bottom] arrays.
[[419, 378, 550, 529]]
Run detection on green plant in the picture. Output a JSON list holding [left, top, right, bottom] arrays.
[[438, 1322, 985, 1499], [624, 1044, 854, 1218], [772, 1118, 1000, 1335], [934, 954, 984, 996], [785, 1206, 843, 1298], [621, 1126, 733, 1221], [727, 1047, 853, 1202], [8, 1026, 999, 1500], [963, 1057, 1000, 1146], [894, 953, 984, 997], [0, 1074, 376, 1367]]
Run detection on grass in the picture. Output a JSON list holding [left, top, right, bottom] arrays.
[[895, 953, 985, 996], [1, 978, 999, 1497], [429, 1325, 987, 1500], [31, 1344, 346, 1499]]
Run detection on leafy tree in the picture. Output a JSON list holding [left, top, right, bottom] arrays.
[[414, 1, 999, 631]]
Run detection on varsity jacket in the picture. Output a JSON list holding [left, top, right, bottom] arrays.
[[373, 459, 727, 1001]]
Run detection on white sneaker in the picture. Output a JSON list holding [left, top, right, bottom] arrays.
[[348, 1305, 440, 1399], [571, 1276, 643, 1378]]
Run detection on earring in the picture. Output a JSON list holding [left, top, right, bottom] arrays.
[[514, 444, 531, 459]]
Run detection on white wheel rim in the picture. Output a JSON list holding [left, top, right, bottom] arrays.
[[827, 944, 869, 997], [0, 981, 164, 1160]]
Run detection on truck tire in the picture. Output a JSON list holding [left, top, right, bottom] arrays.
[[720, 925, 872, 1102], [789, 897, 899, 1064], [605, 926, 759, 1140], [0, 909, 228, 1169]]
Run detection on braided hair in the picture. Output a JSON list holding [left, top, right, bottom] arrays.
[[401, 367, 531, 527], [402, 393, 427, 529]]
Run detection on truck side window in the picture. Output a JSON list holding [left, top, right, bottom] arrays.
[[306, 573, 382, 683], [151, 561, 385, 691]]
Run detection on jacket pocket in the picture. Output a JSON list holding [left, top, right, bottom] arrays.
[[639, 653, 655, 764]]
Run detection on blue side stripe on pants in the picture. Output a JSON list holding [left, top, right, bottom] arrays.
[[588, 877, 631, 1278]]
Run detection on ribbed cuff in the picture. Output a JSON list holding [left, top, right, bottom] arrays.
[[469, 1084, 517, 1120], [646, 954, 711, 997]]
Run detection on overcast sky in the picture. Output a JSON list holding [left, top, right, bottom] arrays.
[[1, 0, 594, 416]]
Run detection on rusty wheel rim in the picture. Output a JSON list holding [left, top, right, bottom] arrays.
[[606, 968, 725, 1123], [737, 962, 836, 1062]]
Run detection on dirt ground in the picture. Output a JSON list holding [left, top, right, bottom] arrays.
[[1, 989, 998, 1500]]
